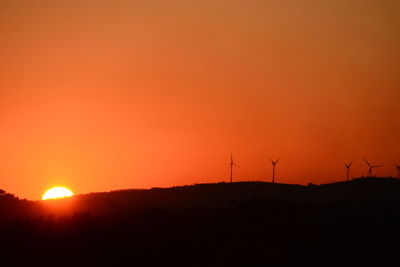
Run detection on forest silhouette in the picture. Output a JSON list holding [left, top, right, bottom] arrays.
[[1, 178, 400, 266]]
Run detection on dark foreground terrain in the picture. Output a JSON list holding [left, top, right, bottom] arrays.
[[1, 178, 400, 266]]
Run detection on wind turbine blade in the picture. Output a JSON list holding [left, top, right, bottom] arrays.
[[271, 158, 280, 164], [344, 160, 353, 168], [373, 165, 383, 168], [233, 163, 240, 168], [363, 158, 372, 167]]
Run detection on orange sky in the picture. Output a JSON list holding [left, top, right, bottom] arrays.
[[0, 0, 399, 199]]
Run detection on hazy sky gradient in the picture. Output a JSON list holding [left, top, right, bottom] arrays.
[[1, 0, 399, 199]]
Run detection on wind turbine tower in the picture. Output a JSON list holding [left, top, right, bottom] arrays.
[[396, 164, 400, 179], [270, 159, 280, 183], [344, 160, 353, 181], [229, 153, 239, 183], [364, 158, 383, 177]]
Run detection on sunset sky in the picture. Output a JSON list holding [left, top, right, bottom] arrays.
[[0, 0, 399, 199]]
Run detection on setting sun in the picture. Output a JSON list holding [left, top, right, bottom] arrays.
[[42, 187, 74, 200]]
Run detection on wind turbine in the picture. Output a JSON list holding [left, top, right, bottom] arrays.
[[364, 158, 383, 177], [344, 160, 353, 181], [270, 158, 280, 183], [395, 164, 400, 179], [229, 153, 239, 183]]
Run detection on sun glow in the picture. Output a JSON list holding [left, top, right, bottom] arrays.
[[42, 187, 74, 200]]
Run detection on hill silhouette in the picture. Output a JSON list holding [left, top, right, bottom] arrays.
[[1, 178, 400, 266]]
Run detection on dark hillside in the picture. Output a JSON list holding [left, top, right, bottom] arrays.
[[69, 182, 307, 215], [1, 178, 400, 266]]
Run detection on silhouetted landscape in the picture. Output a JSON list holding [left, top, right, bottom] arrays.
[[2, 0, 399, 266], [1, 178, 400, 266]]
